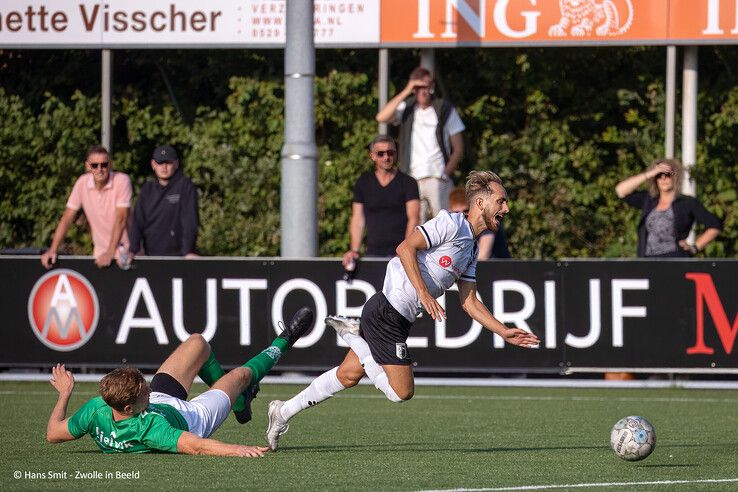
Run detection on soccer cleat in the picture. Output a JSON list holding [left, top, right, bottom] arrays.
[[266, 400, 289, 451], [325, 315, 360, 339], [278, 307, 314, 347], [233, 383, 260, 424]]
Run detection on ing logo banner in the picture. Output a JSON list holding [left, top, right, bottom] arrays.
[[380, 0, 738, 44], [671, 0, 738, 39], [27, 269, 99, 352]]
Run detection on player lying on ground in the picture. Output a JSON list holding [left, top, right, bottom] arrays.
[[46, 307, 314, 456], [266, 171, 541, 451]]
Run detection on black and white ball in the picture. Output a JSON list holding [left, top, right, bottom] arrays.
[[610, 416, 656, 461]]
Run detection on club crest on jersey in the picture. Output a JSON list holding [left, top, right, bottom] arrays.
[[395, 343, 408, 360], [439, 255, 452, 268]]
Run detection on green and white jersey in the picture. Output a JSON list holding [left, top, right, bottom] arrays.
[[67, 396, 189, 454]]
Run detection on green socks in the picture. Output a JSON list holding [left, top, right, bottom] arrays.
[[198, 338, 289, 413], [242, 337, 288, 383], [198, 351, 247, 412], [197, 352, 225, 386]]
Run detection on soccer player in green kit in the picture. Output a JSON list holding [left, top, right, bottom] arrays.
[[46, 307, 313, 457]]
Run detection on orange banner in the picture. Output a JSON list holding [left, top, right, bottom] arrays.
[[670, 0, 738, 40], [380, 0, 738, 45]]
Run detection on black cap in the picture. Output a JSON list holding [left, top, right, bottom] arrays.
[[152, 145, 179, 163]]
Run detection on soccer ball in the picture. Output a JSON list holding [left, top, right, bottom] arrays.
[[610, 416, 656, 461]]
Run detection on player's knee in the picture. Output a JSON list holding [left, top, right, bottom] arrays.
[[336, 367, 362, 388], [187, 333, 208, 348], [236, 366, 253, 383], [387, 386, 413, 402]]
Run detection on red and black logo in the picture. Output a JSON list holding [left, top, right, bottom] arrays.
[[27, 269, 99, 352]]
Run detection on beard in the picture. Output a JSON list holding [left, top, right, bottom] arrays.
[[482, 204, 500, 232]]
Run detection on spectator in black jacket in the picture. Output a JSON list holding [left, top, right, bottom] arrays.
[[126, 145, 199, 264], [615, 158, 721, 257]]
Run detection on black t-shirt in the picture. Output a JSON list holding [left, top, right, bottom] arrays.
[[353, 171, 419, 256]]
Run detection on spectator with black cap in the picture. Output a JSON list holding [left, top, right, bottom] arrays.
[[125, 145, 200, 264]]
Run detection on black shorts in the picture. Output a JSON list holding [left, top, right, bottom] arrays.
[[150, 372, 188, 400], [360, 292, 414, 365]]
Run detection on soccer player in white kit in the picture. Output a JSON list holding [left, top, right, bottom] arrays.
[[266, 171, 541, 451]]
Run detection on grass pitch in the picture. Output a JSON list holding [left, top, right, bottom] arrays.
[[1, 381, 738, 491]]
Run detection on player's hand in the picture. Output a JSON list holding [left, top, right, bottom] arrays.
[[420, 292, 446, 321], [40, 250, 57, 269], [235, 445, 269, 457], [95, 251, 114, 268], [50, 364, 75, 396], [501, 328, 541, 348]]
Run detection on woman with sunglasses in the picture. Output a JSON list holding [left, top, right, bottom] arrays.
[[615, 158, 721, 257]]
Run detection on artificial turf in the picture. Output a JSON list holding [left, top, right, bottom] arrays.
[[1, 381, 737, 491]]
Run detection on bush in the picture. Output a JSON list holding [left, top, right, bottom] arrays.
[[1, 48, 736, 258]]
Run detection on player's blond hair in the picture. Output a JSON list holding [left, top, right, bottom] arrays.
[[465, 171, 503, 204], [100, 366, 147, 411]]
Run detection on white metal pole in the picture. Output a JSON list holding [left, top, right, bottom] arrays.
[[378, 48, 389, 135], [665, 46, 677, 159], [681, 47, 698, 198], [420, 48, 435, 72], [101, 49, 113, 151], [281, 0, 317, 257]]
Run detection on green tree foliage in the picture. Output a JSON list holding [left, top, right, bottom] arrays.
[[0, 47, 736, 258]]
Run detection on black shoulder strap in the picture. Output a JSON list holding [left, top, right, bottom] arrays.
[[402, 96, 416, 122], [398, 97, 417, 174], [433, 98, 453, 164]]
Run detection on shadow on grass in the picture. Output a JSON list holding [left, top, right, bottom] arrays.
[[637, 464, 699, 468], [282, 442, 738, 454], [283, 443, 607, 453]]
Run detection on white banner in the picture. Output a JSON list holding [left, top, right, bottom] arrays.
[[0, 0, 379, 47]]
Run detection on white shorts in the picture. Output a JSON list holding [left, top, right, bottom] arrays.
[[150, 389, 231, 438]]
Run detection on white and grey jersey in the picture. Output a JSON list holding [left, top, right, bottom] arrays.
[[382, 210, 478, 322]]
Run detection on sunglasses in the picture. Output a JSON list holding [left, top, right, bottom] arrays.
[[374, 150, 396, 158], [656, 172, 673, 180], [89, 161, 109, 170]]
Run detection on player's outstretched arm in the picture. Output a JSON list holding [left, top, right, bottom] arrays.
[[458, 280, 540, 348], [47, 364, 77, 443], [176, 431, 269, 457]]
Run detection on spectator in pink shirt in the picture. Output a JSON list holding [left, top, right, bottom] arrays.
[[40, 145, 132, 269]]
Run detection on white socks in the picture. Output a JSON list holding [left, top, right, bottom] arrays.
[[339, 330, 403, 403], [372, 371, 403, 402], [280, 331, 406, 422], [281, 367, 345, 421]]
